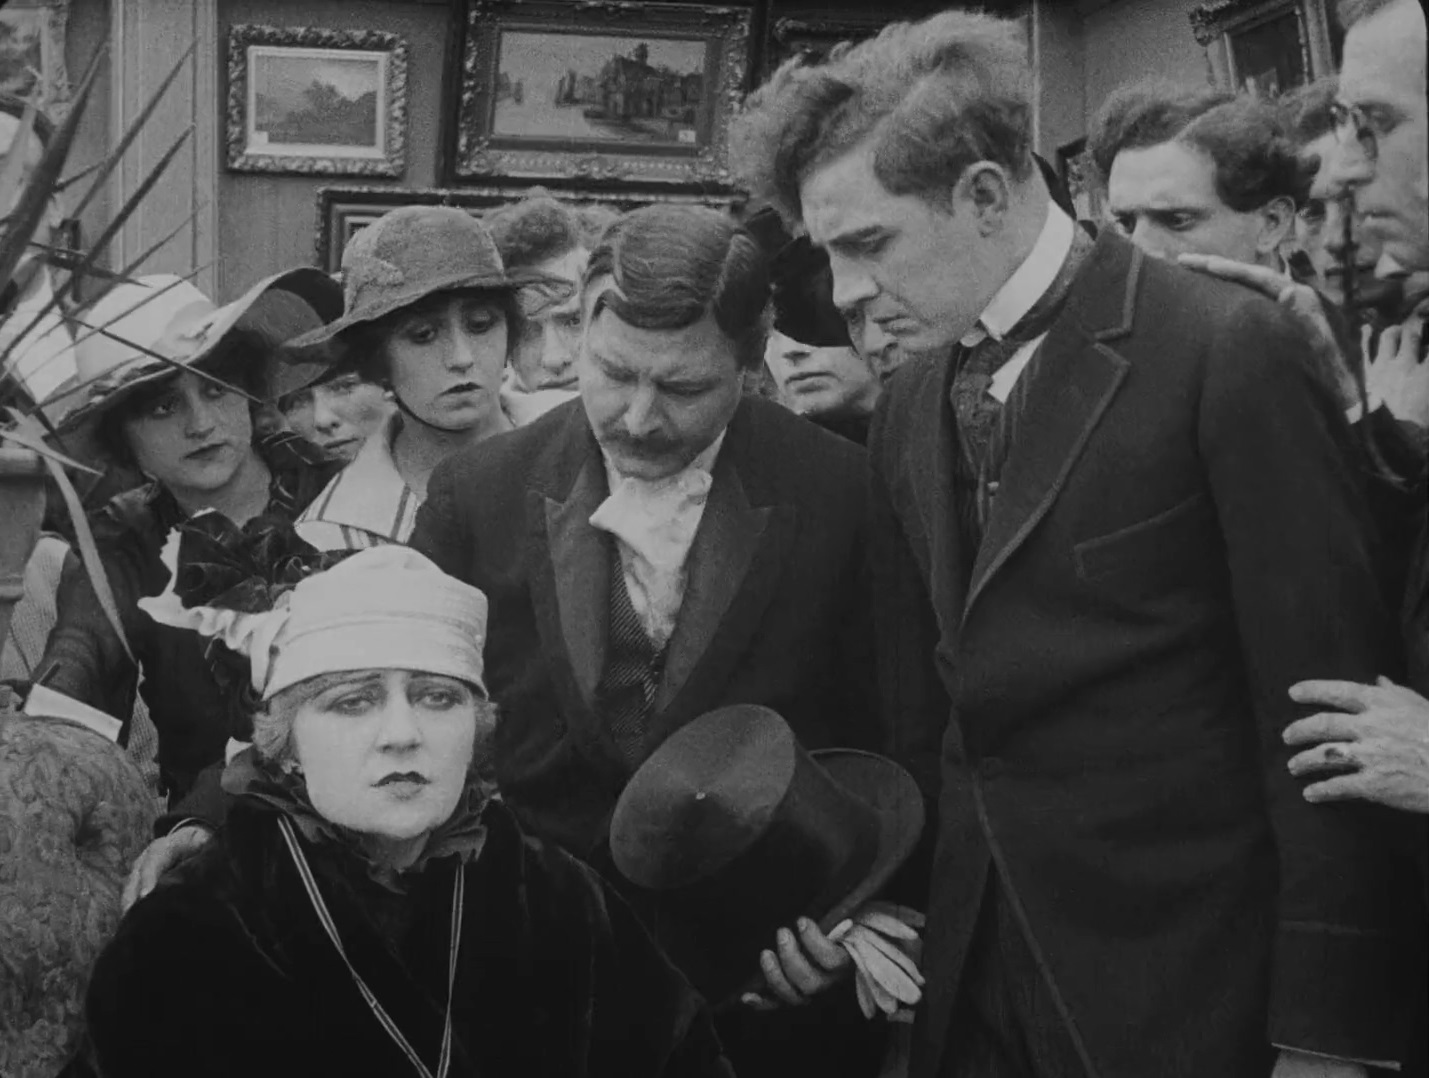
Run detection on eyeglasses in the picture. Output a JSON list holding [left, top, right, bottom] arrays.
[[1330, 101, 1379, 162]]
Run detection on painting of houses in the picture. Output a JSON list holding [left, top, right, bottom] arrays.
[[492, 32, 706, 147]]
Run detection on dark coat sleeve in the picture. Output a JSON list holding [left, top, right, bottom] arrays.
[[586, 868, 737, 1078], [154, 759, 230, 836], [512, 829, 736, 1078], [37, 546, 138, 728], [410, 455, 473, 583], [86, 887, 315, 1078], [865, 394, 952, 917], [1197, 296, 1425, 1062]]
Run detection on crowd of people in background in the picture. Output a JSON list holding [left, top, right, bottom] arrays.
[[1, 0, 1425, 1075]]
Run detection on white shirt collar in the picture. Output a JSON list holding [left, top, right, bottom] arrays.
[[962, 202, 1076, 347]]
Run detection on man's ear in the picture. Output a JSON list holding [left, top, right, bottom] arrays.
[[954, 162, 1013, 234], [1256, 195, 1297, 257]]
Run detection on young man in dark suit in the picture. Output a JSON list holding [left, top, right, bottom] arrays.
[[733, 10, 1423, 1078], [410, 204, 887, 1078]]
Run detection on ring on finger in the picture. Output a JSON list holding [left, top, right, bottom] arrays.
[[1323, 743, 1360, 768]]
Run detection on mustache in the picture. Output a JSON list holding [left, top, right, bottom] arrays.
[[605, 433, 679, 457]]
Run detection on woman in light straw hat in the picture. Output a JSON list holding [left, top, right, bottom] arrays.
[[34, 269, 345, 806], [86, 533, 734, 1078], [292, 205, 568, 551]]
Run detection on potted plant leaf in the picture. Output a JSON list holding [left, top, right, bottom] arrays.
[[0, 41, 204, 1078]]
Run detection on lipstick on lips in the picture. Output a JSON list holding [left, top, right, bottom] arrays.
[[376, 771, 429, 787]]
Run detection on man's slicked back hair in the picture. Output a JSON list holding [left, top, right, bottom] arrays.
[[1087, 79, 1232, 187], [582, 204, 771, 372], [731, 10, 1035, 223]]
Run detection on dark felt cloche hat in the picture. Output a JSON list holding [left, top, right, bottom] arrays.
[[288, 205, 569, 349], [608, 704, 925, 1003]]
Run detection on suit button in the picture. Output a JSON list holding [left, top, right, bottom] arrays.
[[979, 757, 1004, 778]]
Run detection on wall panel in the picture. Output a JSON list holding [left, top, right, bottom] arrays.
[[215, 0, 452, 298]]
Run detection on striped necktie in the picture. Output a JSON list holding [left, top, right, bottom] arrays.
[[595, 542, 666, 765]]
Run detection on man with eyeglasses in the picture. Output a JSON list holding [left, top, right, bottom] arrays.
[[1280, 0, 1429, 795], [1284, 8, 1429, 1077], [1327, 0, 1428, 275]]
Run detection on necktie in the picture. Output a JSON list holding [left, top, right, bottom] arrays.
[[949, 226, 1096, 543], [595, 542, 665, 765]]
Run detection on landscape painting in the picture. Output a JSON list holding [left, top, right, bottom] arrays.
[[450, 1, 749, 186], [0, 3, 69, 110], [250, 49, 384, 155], [0, 11, 43, 100], [491, 32, 707, 149], [226, 25, 408, 178]]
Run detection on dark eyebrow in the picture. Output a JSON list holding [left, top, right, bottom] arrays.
[[590, 349, 633, 375], [320, 671, 385, 691], [825, 225, 885, 254]]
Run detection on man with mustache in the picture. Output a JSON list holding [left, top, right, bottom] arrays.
[[412, 204, 888, 1077]]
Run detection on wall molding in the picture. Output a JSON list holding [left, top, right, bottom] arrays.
[[108, 0, 219, 297]]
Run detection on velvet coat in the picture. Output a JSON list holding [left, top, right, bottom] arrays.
[[869, 231, 1425, 1078], [86, 797, 734, 1078]]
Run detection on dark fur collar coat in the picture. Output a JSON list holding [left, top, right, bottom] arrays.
[[87, 797, 734, 1078]]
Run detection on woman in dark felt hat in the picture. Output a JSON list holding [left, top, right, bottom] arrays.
[[33, 269, 345, 807], [88, 538, 734, 1078], [744, 206, 908, 446], [292, 206, 567, 551]]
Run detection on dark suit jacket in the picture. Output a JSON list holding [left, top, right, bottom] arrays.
[[870, 232, 1425, 1078], [411, 397, 885, 1078], [412, 396, 877, 859]]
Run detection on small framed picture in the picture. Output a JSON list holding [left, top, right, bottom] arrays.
[[1056, 138, 1105, 225], [447, 1, 749, 187], [0, 0, 71, 112], [766, 13, 889, 74], [1190, 0, 1338, 96], [226, 24, 408, 177]]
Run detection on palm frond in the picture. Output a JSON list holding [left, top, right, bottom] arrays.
[[67, 43, 196, 222], [0, 46, 105, 298], [0, 126, 193, 376]]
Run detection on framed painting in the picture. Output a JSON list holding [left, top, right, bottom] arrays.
[[315, 181, 745, 272], [0, 0, 70, 112], [1190, 0, 1337, 96], [1056, 138, 1105, 224], [226, 24, 408, 177], [766, 13, 889, 73], [448, 0, 750, 186]]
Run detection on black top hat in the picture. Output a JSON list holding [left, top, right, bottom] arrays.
[[608, 704, 924, 1003], [744, 206, 851, 349]]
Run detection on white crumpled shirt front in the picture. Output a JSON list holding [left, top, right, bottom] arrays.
[[590, 434, 724, 649]]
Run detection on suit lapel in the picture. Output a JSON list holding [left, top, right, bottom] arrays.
[[528, 416, 610, 710], [917, 352, 972, 636], [962, 233, 1142, 622]]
